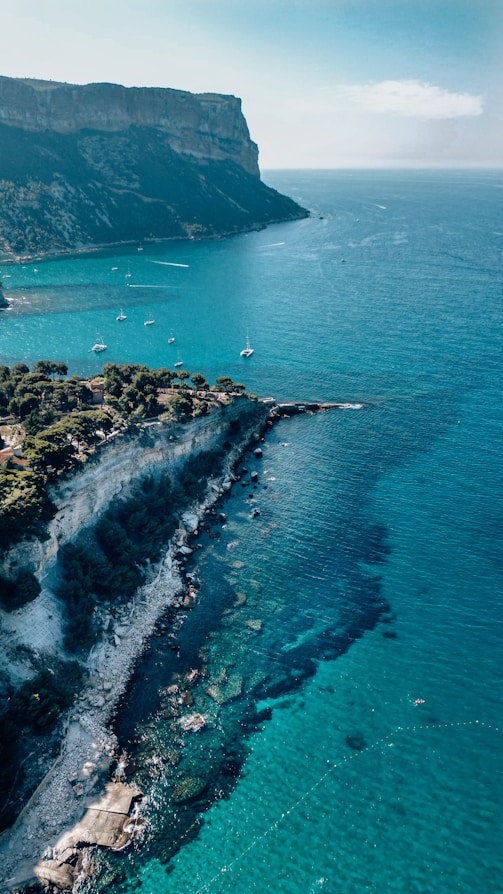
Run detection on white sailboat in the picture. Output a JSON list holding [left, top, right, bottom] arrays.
[[168, 329, 175, 344], [116, 308, 127, 321], [174, 352, 183, 368], [144, 317, 155, 326], [90, 334, 107, 353], [240, 333, 254, 357]]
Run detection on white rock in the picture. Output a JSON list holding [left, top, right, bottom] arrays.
[[181, 512, 199, 533]]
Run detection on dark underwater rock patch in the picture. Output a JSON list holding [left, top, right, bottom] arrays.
[[345, 731, 368, 751]]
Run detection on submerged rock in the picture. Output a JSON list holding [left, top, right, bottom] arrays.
[[245, 618, 263, 632], [178, 712, 207, 732], [184, 668, 199, 684], [345, 731, 367, 751], [171, 775, 207, 803], [205, 673, 243, 705]]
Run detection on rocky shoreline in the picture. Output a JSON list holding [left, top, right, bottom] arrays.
[[0, 397, 353, 892], [0, 418, 266, 893]]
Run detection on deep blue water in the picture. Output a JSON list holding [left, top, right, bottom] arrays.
[[1, 170, 502, 893]]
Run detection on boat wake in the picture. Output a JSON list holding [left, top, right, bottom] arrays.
[[147, 260, 190, 268]]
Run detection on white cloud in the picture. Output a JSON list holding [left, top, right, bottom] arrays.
[[337, 80, 484, 119]]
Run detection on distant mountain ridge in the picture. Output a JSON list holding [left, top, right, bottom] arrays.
[[0, 76, 307, 258]]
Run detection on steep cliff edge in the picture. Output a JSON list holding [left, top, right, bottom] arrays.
[[0, 396, 269, 860], [0, 76, 307, 258], [0, 396, 268, 680]]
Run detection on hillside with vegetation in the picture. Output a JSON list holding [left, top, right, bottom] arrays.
[[0, 359, 247, 556]]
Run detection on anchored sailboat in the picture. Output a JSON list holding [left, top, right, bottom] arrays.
[[90, 334, 107, 353], [240, 333, 254, 357]]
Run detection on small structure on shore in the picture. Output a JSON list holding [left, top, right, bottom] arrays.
[[25, 783, 143, 891]]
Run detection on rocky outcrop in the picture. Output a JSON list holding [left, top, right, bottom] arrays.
[[0, 76, 308, 258]]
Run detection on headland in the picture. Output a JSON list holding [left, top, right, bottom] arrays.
[[0, 76, 308, 262], [0, 362, 353, 892]]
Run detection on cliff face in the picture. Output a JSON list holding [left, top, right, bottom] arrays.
[[0, 397, 268, 680], [0, 397, 268, 851], [0, 77, 259, 176], [0, 76, 307, 258]]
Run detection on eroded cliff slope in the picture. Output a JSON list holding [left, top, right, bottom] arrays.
[[0, 76, 307, 258], [0, 396, 268, 829], [0, 395, 268, 679]]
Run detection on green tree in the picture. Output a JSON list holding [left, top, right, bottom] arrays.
[[155, 367, 175, 388], [14, 372, 48, 394], [165, 393, 193, 420], [32, 360, 68, 378], [23, 406, 56, 436], [24, 430, 75, 477], [17, 393, 40, 420], [0, 570, 41, 610], [215, 376, 245, 393], [191, 372, 208, 391], [10, 363, 29, 378]]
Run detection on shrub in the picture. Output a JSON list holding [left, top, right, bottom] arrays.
[[9, 661, 82, 733], [0, 570, 41, 610]]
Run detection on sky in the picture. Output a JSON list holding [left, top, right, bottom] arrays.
[[2, 0, 502, 169]]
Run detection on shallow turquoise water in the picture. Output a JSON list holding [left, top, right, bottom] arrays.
[[1, 170, 502, 892]]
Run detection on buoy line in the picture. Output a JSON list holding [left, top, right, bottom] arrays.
[[183, 718, 501, 894]]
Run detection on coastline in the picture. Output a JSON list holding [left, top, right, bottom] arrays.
[[0, 414, 267, 892], [0, 211, 308, 268]]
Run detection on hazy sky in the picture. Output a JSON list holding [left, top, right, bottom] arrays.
[[2, 0, 502, 169]]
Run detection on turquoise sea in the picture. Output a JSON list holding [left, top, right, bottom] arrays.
[[1, 170, 502, 893]]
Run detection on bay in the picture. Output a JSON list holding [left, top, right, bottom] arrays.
[[1, 170, 502, 893]]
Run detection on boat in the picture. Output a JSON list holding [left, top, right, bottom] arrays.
[[168, 329, 175, 344], [90, 335, 107, 353], [116, 308, 127, 321], [240, 334, 254, 357], [144, 318, 155, 326], [174, 353, 183, 368]]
